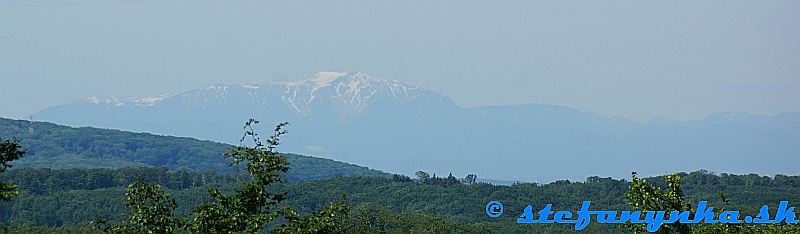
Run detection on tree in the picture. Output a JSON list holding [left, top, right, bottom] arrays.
[[391, 174, 412, 182], [190, 119, 290, 233], [446, 172, 458, 184], [624, 172, 692, 233], [415, 171, 430, 181], [463, 174, 477, 185], [94, 179, 185, 233], [0, 139, 25, 201], [190, 119, 359, 233], [92, 120, 292, 233], [277, 194, 351, 233], [625, 172, 800, 233]]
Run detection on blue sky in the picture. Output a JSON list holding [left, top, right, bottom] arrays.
[[1, 0, 798, 121]]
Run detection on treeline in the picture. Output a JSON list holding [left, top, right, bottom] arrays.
[[640, 170, 800, 188], [10, 166, 795, 199], [0, 167, 247, 195], [3, 167, 800, 232]]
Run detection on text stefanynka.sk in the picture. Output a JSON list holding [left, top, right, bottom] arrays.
[[485, 200, 799, 232]]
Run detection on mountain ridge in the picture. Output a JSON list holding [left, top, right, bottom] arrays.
[[32, 72, 800, 182], [68, 72, 456, 121]]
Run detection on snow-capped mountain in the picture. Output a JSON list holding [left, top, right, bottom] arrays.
[[275, 72, 455, 119], [33, 72, 800, 182], [68, 72, 458, 122]]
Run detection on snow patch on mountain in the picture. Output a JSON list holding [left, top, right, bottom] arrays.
[[131, 94, 176, 106], [87, 96, 124, 106], [240, 84, 260, 89]]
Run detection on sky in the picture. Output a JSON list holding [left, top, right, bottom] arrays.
[[1, 0, 798, 121]]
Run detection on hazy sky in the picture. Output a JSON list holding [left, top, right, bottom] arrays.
[[2, 0, 798, 121]]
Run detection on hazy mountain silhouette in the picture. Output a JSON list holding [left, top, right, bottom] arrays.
[[35, 72, 800, 182]]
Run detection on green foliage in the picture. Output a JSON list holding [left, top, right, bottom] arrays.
[[82, 120, 298, 233], [2, 224, 96, 234], [277, 195, 351, 233], [281, 197, 489, 234], [693, 222, 800, 233], [413, 171, 470, 186], [0, 117, 386, 182], [625, 172, 800, 233], [190, 120, 290, 233], [0, 139, 25, 201], [415, 171, 430, 180], [90, 120, 373, 233], [4, 169, 800, 233], [1, 167, 237, 195], [340, 204, 488, 233], [624, 172, 691, 233], [391, 174, 412, 182], [94, 179, 185, 233]]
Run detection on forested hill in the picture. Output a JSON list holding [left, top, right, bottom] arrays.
[[0, 117, 387, 181]]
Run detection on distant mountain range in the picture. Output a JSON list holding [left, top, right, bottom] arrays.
[[33, 72, 800, 182]]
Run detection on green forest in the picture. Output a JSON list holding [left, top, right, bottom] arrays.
[[3, 167, 800, 233], [0, 118, 386, 182], [1, 118, 800, 233]]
